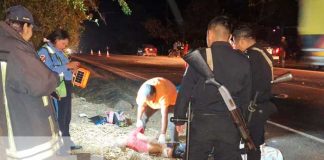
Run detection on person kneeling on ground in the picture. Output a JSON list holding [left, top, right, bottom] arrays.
[[136, 77, 180, 143]]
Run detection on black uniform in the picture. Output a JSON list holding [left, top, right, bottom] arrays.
[[244, 43, 277, 160], [174, 41, 252, 160]]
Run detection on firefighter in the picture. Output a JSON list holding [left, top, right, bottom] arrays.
[[232, 24, 277, 160], [0, 5, 61, 159]]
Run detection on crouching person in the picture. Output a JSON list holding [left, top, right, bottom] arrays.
[[136, 77, 179, 143]]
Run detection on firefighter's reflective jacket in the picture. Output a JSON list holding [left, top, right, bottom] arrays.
[[0, 21, 61, 159]]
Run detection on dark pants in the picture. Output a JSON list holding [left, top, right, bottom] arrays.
[[141, 106, 178, 142], [247, 119, 264, 160], [188, 112, 242, 160], [57, 80, 72, 137], [247, 102, 276, 160]]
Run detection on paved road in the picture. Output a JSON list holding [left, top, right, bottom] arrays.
[[72, 54, 324, 160], [72, 54, 186, 83]]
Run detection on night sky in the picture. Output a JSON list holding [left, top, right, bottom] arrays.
[[79, 0, 298, 55], [80, 0, 168, 54]]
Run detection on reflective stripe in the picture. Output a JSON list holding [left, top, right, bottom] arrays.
[[183, 66, 189, 76], [48, 116, 58, 140], [6, 116, 60, 160], [59, 73, 64, 81], [43, 44, 63, 66], [1, 62, 17, 153], [43, 45, 55, 54], [206, 48, 214, 71], [6, 135, 60, 160], [1, 62, 60, 159], [42, 96, 48, 107]]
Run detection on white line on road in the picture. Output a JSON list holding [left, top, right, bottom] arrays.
[[267, 120, 324, 144], [277, 82, 324, 91], [274, 67, 324, 75]]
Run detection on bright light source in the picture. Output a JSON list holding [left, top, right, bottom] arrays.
[[273, 29, 276, 32], [275, 48, 280, 54]]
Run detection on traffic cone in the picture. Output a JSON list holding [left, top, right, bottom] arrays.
[[98, 50, 102, 56], [90, 49, 93, 55]]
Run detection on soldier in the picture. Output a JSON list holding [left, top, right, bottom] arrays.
[[173, 16, 252, 160], [232, 24, 277, 160]]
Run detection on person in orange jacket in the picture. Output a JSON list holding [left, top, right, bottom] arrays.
[[136, 77, 179, 144]]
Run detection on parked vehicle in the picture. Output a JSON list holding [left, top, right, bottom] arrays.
[[265, 46, 286, 66], [137, 44, 157, 56]]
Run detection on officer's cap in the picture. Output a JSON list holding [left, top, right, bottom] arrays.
[[5, 5, 36, 26]]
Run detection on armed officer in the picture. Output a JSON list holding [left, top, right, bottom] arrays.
[[173, 16, 252, 160], [232, 25, 277, 160]]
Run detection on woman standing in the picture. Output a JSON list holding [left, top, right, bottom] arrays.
[[37, 29, 81, 150]]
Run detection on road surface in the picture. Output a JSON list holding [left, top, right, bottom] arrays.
[[72, 54, 324, 160]]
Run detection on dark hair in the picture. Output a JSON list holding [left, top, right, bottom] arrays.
[[232, 24, 256, 39], [5, 19, 31, 33], [47, 29, 70, 44], [207, 16, 233, 33]]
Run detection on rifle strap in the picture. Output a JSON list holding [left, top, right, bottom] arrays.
[[206, 48, 254, 148], [247, 92, 259, 123], [251, 47, 274, 80], [206, 48, 213, 71]]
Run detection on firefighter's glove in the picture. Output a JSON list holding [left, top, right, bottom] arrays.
[[158, 134, 166, 144]]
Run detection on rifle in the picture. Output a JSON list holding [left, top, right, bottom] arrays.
[[248, 72, 293, 123], [271, 72, 293, 84], [182, 49, 256, 150]]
